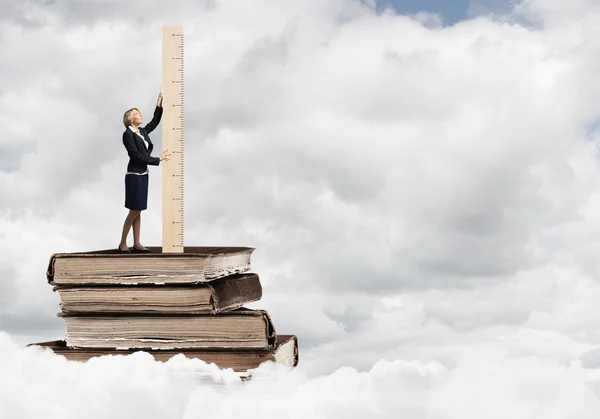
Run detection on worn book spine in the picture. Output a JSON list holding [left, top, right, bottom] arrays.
[[206, 273, 263, 313]]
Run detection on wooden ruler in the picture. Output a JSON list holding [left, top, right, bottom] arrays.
[[161, 26, 184, 253]]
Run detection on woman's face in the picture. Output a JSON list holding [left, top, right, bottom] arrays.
[[131, 109, 143, 125]]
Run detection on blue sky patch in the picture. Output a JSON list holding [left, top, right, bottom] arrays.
[[375, 0, 514, 25]]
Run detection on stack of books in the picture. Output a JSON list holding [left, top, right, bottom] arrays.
[[28, 246, 298, 373]]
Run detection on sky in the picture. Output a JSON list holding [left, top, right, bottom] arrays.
[[378, 0, 513, 25], [3, 0, 600, 416]]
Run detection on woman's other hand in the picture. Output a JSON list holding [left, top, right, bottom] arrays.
[[160, 149, 171, 162]]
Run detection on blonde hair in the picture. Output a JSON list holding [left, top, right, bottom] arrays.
[[123, 107, 140, 128]]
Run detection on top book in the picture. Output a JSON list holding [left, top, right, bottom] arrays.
[[46, 246, 255, 286]]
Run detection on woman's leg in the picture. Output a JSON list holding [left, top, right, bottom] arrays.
[[119, 210, 140, 250], [132, 211, 145, 249]]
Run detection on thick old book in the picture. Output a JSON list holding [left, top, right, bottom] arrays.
[[59, 308, 276, 350], [27, 335, 298, 372], [46, 246, 254, 285], [54, 273, 262, 314]]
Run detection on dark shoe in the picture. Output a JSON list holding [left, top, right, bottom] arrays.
[[118, 244, 131, 253], [132, 246, 152, 253]]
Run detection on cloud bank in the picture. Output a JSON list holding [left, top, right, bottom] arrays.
[[2, 331, 600, 418], [3, 0, 600, 414]]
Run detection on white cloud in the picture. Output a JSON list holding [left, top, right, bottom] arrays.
[[3, 0, 600, 411], [2, 332, 600, 418]]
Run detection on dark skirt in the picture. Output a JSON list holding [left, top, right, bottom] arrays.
[[124, 173, 149, 210]]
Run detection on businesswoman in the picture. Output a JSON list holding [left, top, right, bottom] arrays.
[[118, 88, 171, 253]]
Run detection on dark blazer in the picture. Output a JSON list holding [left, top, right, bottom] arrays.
[[122, 105, 163, 173]]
